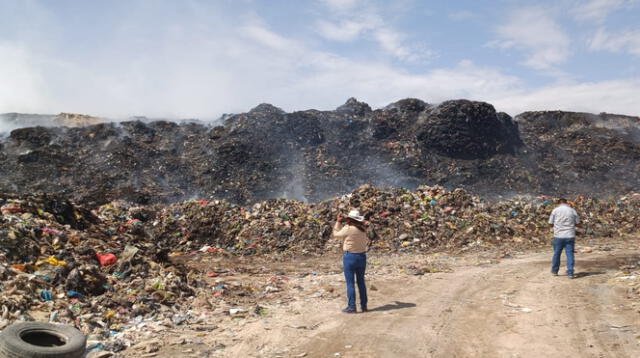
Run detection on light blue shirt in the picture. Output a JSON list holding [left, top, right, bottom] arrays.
[[549, 204, 580, 238]]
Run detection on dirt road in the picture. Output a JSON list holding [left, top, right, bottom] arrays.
[[224, 249, 640, 358], [125, 246, 640, 358]]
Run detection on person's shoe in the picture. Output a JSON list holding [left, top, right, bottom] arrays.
[[568, 274, 575, 279], [551, 272, 558, 276], [361, 306, 368, 313], [342, 307, 356, 313]]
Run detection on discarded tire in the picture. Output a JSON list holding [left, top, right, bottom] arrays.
[[0, 322, 86, 358]]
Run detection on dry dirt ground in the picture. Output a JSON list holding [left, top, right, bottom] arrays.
[[122, 240, 640, 358]]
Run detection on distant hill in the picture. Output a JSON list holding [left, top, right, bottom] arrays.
[[1, 98, 639, 206]]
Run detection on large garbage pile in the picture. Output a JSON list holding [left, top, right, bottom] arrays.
[[0, 194, 198, 350], [2, 186, 640, 350], [516, 111, 640, 195], [415, 100, 521, 159], [138, 184, 640, 254], [2, 99, 639, 206]]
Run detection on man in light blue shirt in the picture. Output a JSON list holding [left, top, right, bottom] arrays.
[[549, 198, 581, 278]]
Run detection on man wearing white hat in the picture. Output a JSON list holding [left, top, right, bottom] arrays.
[[333, 209, 370, 313]]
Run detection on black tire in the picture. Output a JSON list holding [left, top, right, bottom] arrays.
[[0, 322, 86, 358]]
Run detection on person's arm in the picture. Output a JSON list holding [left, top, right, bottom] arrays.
[[333, 214, 347, 239], [333, 225, 350, 240], [548, 211, 555, 226]]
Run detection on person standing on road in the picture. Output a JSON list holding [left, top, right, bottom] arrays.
[[333, 209, 369, 313], [549, 198, 580, 278]]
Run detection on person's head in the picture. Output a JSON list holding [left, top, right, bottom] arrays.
[[558, 198, 567, 204], [345, 217, 359, 225], [346, 209, 365, 230]]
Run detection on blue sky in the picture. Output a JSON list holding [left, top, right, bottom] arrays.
[[1, 0, 639, 119]]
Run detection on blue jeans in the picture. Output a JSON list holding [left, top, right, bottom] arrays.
[[551, 238, 575, 276], [343, 252, 367, 309]]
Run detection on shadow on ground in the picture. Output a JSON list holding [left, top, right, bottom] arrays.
[[573, 271, 606, 278], [533, 253, 640, 272], [370, 301, 416, 312]]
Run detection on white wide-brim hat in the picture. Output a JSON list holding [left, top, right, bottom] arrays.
[[347, 209, 365, 222]]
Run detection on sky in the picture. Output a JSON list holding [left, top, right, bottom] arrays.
[[1, 0, 640, 119]]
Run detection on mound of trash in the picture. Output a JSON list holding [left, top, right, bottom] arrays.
[[2, 98, 639, 206], [141, 184, 639, 254], [2, 186, 640, 341], [1, 185, 640, 354], [0, 195, 196, 340], [516, 111, 640, 194], [415, 100, 521, 159]]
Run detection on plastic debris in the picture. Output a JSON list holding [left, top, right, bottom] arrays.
[[96, 253, 117, 266], [40, 290, 54, 302]]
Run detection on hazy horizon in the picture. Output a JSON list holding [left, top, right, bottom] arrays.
[[1, 0, 640, 119]]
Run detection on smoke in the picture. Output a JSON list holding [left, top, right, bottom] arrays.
[[589, 113, 640, 142], [279, 175, 309, 203], [1, 113, 47, 135], [274, 142, 420, 203], [368, 156, 420, 190], [0, 121, 17, 138], [277, 152, 310, 202]]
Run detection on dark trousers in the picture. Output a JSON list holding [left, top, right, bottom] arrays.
[[551, 237, 575, 276], [343, 252, 367, 309]]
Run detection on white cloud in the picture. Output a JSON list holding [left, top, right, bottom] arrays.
[[490, 7, 570, 70], [289, 58, 523, 109], [315, 1, 425, 61], [316, 19, 376, 42], [589, 27, 640, 56], [242, 24, 300, 51], [0, 23, 519, 118], [1, 1, 640, 122], [494, 79, 640, 116], [573, 0, 635, 22], [373, 28, 415, 61]]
